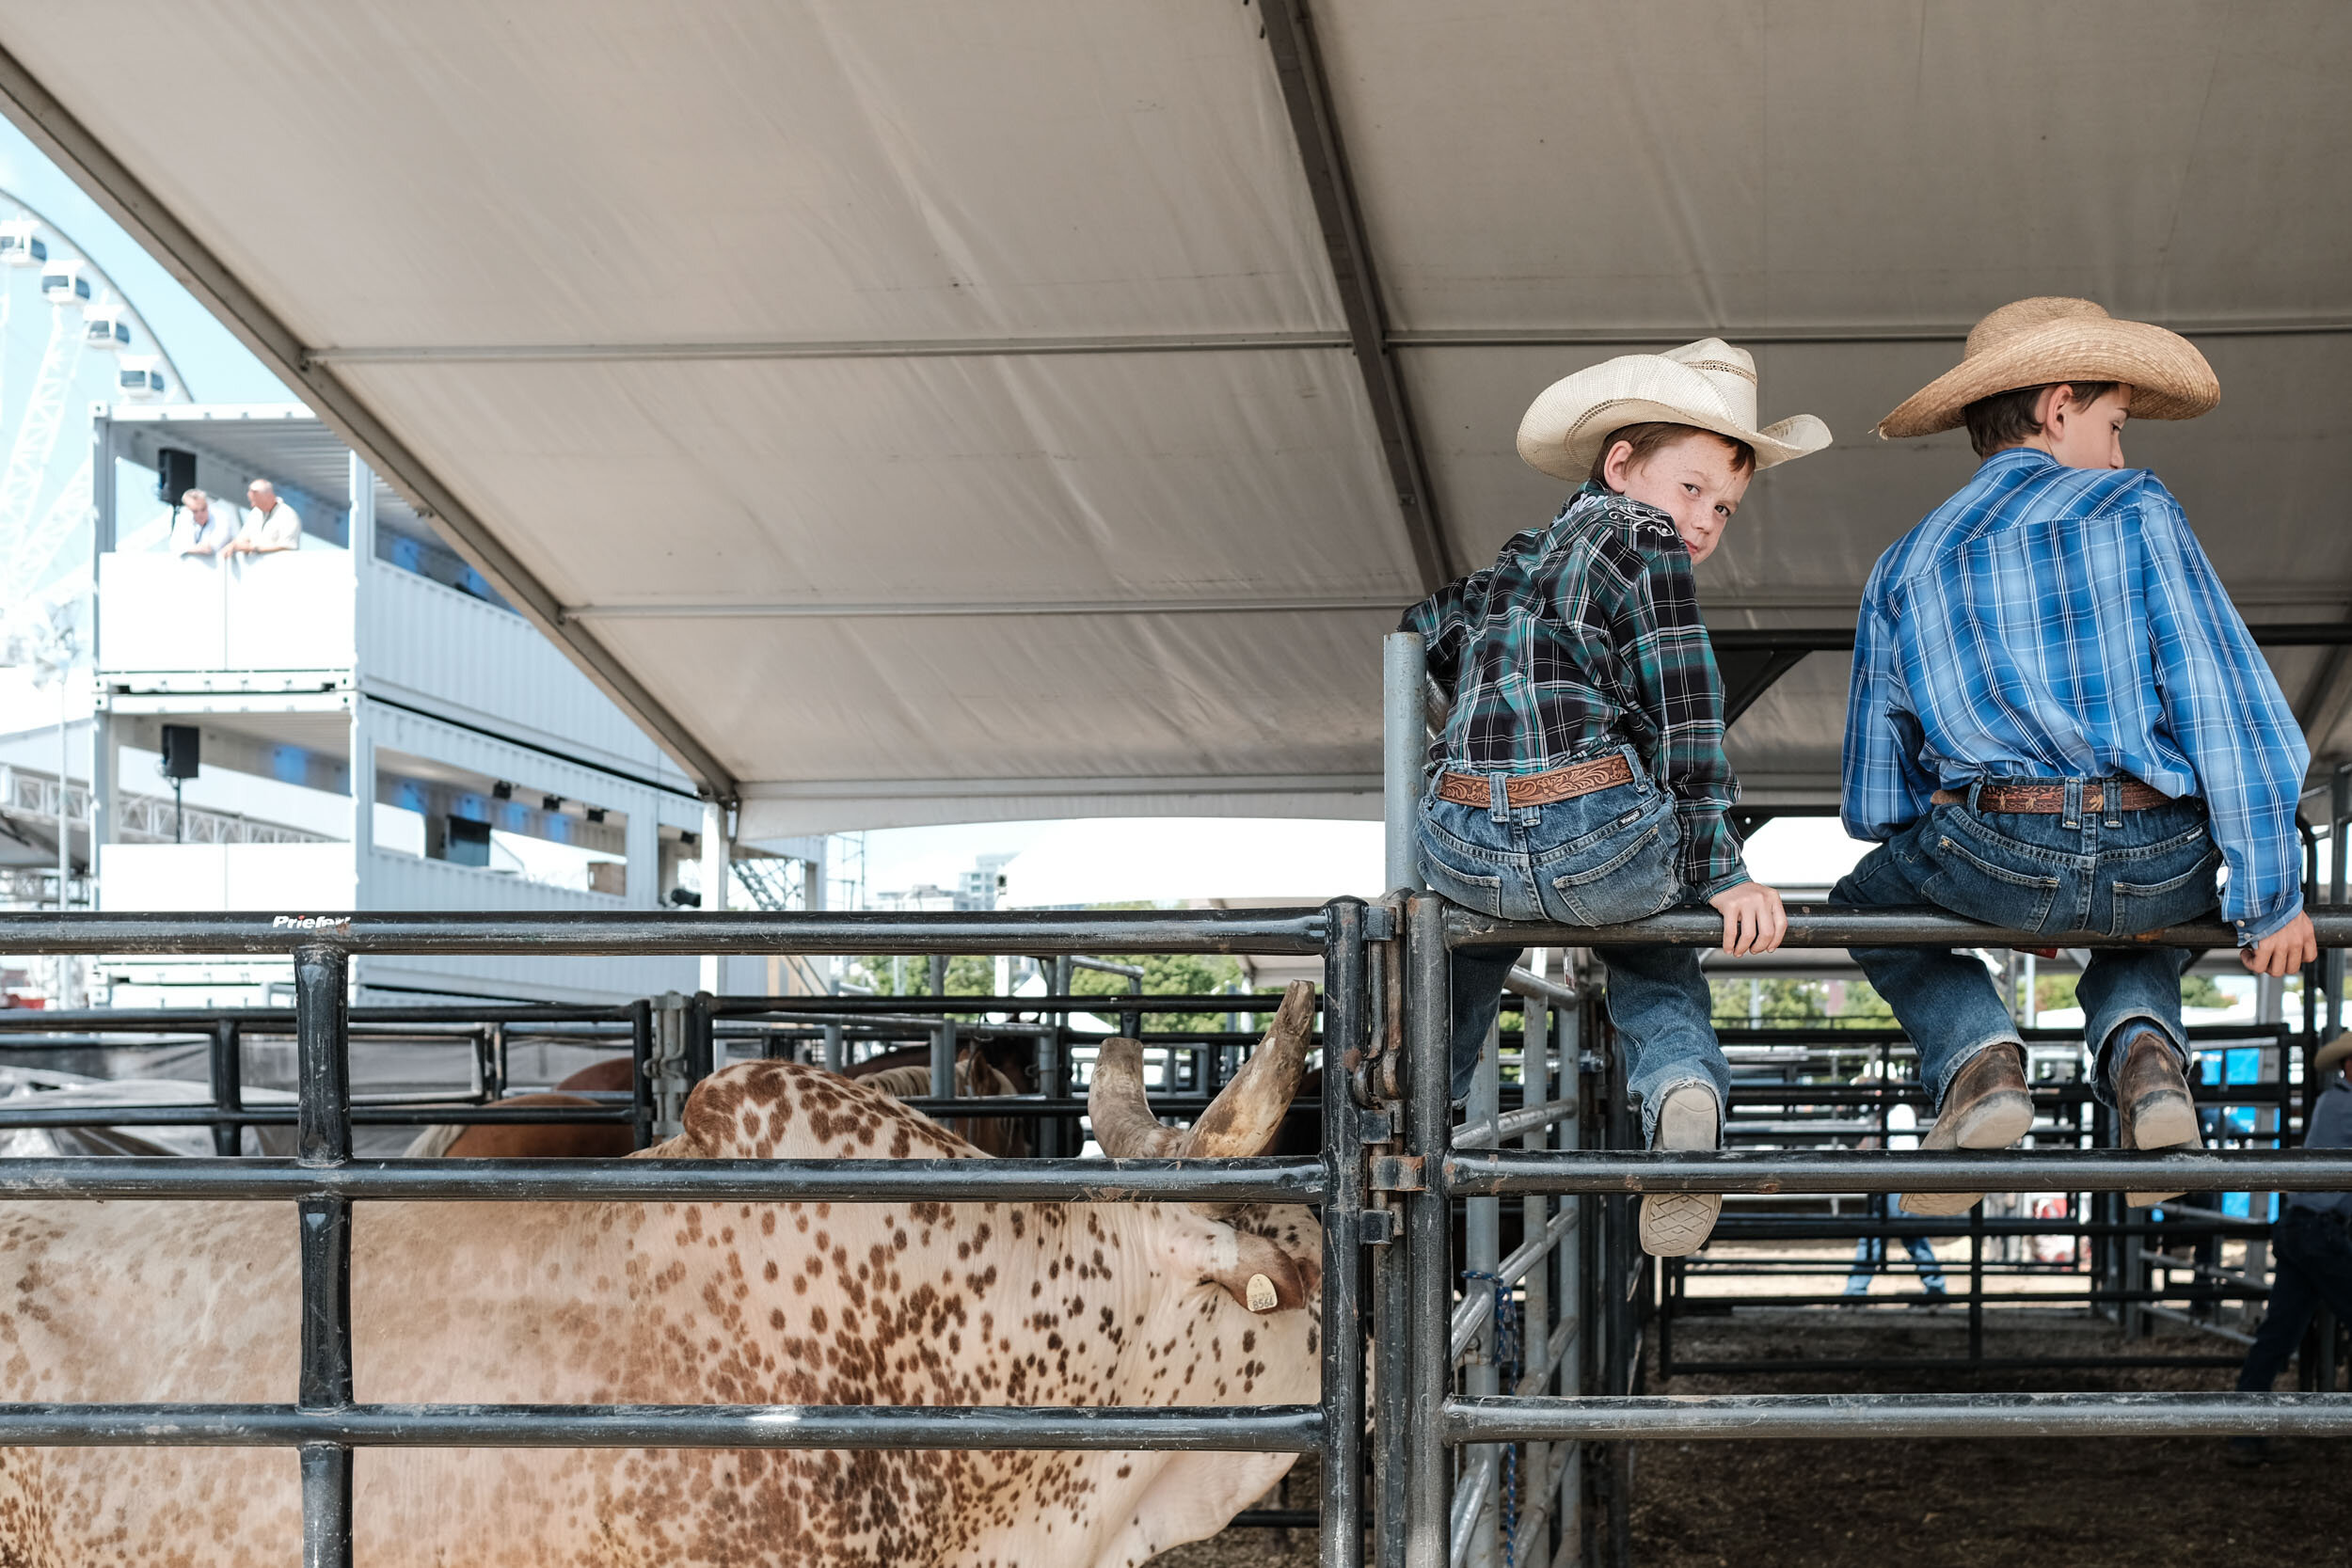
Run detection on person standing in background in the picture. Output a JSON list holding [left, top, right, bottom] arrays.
[[2228, 1034, 2352, 1463], [167, 488, 232, 558], [221, 479, 301, 556]]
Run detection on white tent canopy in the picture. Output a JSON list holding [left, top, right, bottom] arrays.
[[8, 3, 2348, 835]]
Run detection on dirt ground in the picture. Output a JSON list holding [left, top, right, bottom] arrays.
[[1154, 1307, 2349, 1568], [1631, 1310, 2350, 1568]]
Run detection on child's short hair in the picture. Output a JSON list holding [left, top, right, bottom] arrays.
[[1587, 421, 1756, 483], [1962, 381, 2121, 459]]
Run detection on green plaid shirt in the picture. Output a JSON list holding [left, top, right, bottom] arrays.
[[1399, 483, 1746, 897]]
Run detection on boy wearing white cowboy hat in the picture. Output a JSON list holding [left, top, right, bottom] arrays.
[[2228, 1029, 2352, 1465], [1401, 339, 1831, 1257], [1836, 297, 2316, 1216]]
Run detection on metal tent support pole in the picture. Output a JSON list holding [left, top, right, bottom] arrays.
[[1318, 899, 1368, 1568], [1385, 633, 1427, 895], [1405, 895, 1453, 1568], [294, 942, 353, 1568]]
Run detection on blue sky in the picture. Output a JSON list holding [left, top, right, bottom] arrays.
[[0, 119, 288, 404]]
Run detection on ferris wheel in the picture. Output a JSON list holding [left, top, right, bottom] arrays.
[[0, 191, 189, 628]]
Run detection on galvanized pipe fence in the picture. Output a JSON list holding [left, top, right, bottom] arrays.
[[1375, 895, 2352, 1568], [0, 905, 1369, 1568]]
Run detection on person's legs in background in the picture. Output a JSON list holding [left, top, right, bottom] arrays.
[[2230, 1210, 2352, 1462], [1447, 943, 1522, 1102], [1846, 1193, 1890, 1295]]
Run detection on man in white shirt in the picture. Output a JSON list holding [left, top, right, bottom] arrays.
[[166, 488, 233, 558], [222, 479, 301, 556]]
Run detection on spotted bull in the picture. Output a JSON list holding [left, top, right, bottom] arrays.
[[0, 982, 1325, 1566]]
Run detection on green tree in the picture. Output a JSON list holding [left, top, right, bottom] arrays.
[[2036, 972, 2080, 1016], [2180, 973, 2227, 1009]]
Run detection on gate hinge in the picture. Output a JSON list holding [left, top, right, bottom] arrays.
[[1359, 1208, 1399, 1245], [1369, 1154, 1424, 1193], [1363, 905, 1398, 942]]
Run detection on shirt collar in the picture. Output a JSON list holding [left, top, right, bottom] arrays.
[[1977, 447, 2058, 479]]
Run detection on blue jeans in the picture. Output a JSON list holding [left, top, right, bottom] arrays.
[[1830, 787, 2217, 1110], [1845, 1194, 1947, 1292], [1416, 750, 1727, 1137], [2237, 1207, 2352, 1390]]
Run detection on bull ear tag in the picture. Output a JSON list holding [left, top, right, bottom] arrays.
[[1245, 1273, 1279, 1312]]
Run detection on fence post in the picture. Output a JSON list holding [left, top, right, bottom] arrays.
[[1519, 986, 1549, 1564], [650, 992, 689, 1138], [1320, 899, 1369, 1568], [931, 1019, 959, 1101], [1555, 996, 1584, 1565], [294, 942, 353, 1568], [628, 999, 656, 1149], [208, 1017, 242, 1157], [1385, 633, 1427, 895], [1404, 895, 1453, 1568], [1463, 1014, 1502, 1568]]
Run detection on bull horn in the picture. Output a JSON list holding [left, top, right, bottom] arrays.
[[1177, 979, 1316, 1159], [1087, 1037, 1183, 1158]]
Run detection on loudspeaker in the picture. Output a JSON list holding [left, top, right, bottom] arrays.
[[159, 724, 200, 780], [155, 448, 197, 504]]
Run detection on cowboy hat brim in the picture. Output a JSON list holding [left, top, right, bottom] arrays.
[[2318, 1034, 2352, 1076], [1877, 316, 2219, 439], [1517, 359, 1833, 482]]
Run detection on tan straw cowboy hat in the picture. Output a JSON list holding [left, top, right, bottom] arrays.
[[1516, 339, 1832, 482], [2318, 1034, 2352, 1076], [1878, 297, 2219, 439]]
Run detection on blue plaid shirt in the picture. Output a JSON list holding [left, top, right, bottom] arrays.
[[1842, 449, 2308, 942]]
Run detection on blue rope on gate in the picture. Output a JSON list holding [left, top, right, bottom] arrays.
[[1463, 1268, 1522, 1566]]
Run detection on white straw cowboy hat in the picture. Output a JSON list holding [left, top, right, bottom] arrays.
[[1878, 297, 2219, 439], [1515, 338, 1832, 483]]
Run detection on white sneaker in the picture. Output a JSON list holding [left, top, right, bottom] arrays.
[[1640, 1085, 1721, 1257]]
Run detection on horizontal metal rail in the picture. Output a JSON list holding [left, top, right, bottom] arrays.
[[1445, 901, 2352, 951], [0, 1006, 631, 1030], [0, 1402, 1320, 1450], [0, 1156, 1322, 1204], [0, 1105, 637, 1131], [1452, 1097, 1577, 1149], [0, 909, 1327, 956], [1446, 1392, 2352, 1442], [1444, 1148, 2352, 1196], [711, 992, 1312, 1017]]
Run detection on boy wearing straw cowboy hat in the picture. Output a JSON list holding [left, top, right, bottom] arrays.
[[1837, 298, 2316, 1216], [2228, 1030, 2352, 1465], [1401, 340, 1830, 1256]]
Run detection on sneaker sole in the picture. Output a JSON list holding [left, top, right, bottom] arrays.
[[1640, 1191, 1722, 1257], [2124, 1089, 2201, 1207], [1900, 1086, 2034, 1215]]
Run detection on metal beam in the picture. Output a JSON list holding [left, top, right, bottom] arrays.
[[310, 332, 1352, 364], [0, 46, 740, 804], [566, 594, 1404, 621], [1260, 0, 1454, 594], [740, 772, 1379, 800], [1443, 1148, 2352, 1197], [1391, 318, 2352, 349]]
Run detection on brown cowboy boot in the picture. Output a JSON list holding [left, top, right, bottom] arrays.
[[2113, 1029, 2201, 1207], [1900, 1042, 2033, 1216]]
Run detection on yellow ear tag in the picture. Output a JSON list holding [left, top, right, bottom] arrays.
[[1245, 1273, 1278, 1312]]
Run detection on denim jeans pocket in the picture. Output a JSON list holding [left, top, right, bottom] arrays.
[[1417, 804, 1541, 922], [1540, 800, 1680, 927], [2108, 847, 2222, 936], [1921, 823, 2062, 931]]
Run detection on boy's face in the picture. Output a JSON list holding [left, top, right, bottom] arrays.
[[2035, 384, 2134, 469], [1603, 432, 1752, 564]]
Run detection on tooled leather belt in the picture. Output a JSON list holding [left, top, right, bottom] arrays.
[[1930, 780, 2175, 815], [1435, 752, 1635, 810]]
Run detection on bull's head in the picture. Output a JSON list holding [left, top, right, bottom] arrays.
[[1088, 979, 1320, 1314]]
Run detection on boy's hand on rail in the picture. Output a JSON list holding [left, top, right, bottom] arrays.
[[1708, 882, 1787, 957], [2240, 911, 2317, 977]]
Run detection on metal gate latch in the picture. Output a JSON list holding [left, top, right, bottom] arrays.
[[1368, 1154, 1424, 1192]]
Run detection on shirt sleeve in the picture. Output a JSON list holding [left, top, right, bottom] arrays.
[[1398, 573, 1485, 702], [1602, 536, 1746, 896], [1840, 589, 1937, 842], [2139, 486, 2310, 942]]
